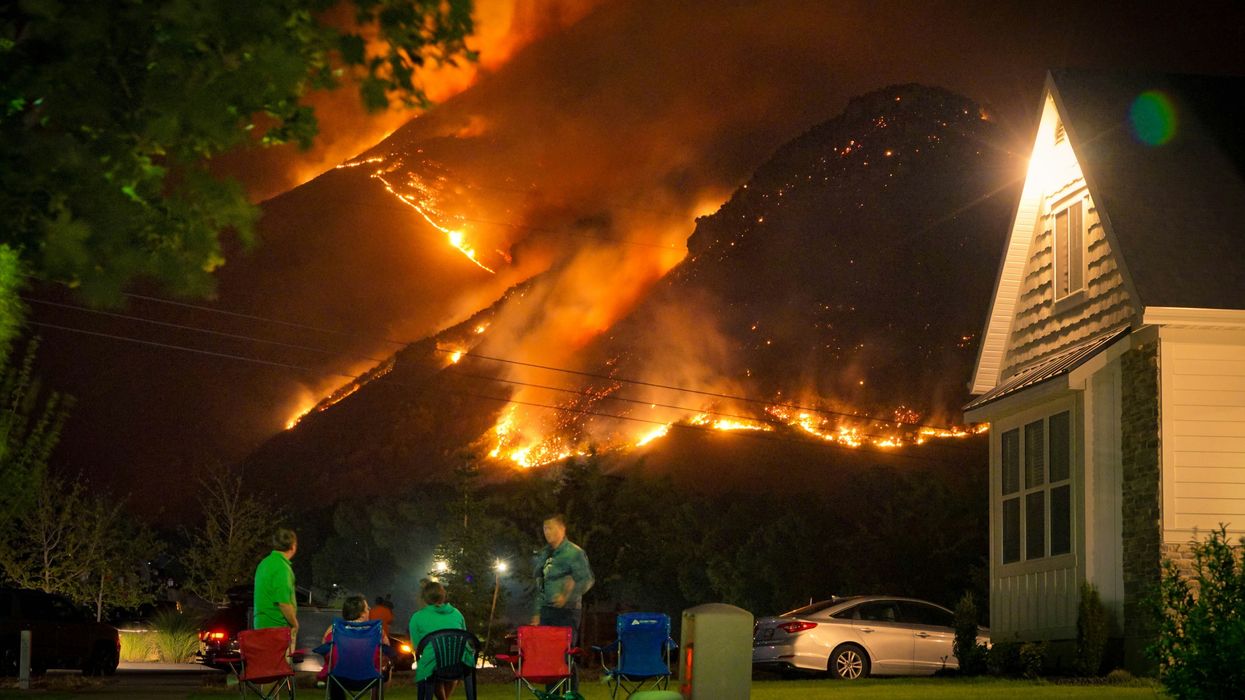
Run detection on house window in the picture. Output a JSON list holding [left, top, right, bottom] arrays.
[[1000, 410, 1073, 564], [1054, 200, 1085, 300]]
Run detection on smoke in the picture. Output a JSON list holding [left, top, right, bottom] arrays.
[[216, 0, 608, 203]]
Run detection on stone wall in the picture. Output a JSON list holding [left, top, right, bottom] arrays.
[[1120, 341, 1160, 674]]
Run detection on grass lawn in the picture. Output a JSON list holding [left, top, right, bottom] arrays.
[[0, 677, 1168, 699]]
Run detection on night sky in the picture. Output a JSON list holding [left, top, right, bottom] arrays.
[[29, 0, 1245, 521]]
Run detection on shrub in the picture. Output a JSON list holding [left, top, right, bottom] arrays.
[[1018, 641, 1046, 679], [953, 591, 987, 675], [1106, 668, 1135, 685], [118, 630, 157, 662], [1149, 525, 1245, 700], [1075, 582, 1109, 676], [150, 609, 202, 664], [986, 641, 1020, 676]]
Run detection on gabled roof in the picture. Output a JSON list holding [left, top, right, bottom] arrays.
[[1051, 69, 1245, 310], [969, 70, 1245, 397]]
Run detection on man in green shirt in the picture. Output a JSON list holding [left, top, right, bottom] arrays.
[[531, 514, 593, 693], [253, 528, 299, 652]]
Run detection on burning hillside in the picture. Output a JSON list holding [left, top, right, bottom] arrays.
[[244, 84, 1017, 504]]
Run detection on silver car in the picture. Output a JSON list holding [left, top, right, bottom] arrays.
[[752, 596, 989, 679]]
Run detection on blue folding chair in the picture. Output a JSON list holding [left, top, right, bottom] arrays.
[[593, 613, 677, 699], [314, 619, 385, 700]]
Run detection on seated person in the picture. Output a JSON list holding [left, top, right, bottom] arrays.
[[317, 594, 389, 695], [409, 579, 467, 700]]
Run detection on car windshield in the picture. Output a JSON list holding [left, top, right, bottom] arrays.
[[782, 597, 856, 618]]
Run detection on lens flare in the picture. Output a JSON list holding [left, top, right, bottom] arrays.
[[1130, 90, 1177, 146]]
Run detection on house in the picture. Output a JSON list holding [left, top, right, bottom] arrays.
[[963, 69, 1245, 672]]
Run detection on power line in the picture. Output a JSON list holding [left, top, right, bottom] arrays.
[[29, 319, 978, 463], [26, 287, 971, 433], [25, 297, 392, 364]]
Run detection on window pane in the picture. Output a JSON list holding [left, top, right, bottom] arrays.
[[1002, 429, 1020, 495], [1025, 420, 1045, 488], [1055, 208, 1069, 298], [901, 603, 955, 628], [1049, 411, 1071, 482], [1003, 497, 1020, 564], [856, 602, 899, 623], [1068, 201, 1084, 292], [1051, 485, 1071, 555], [1026, 491, 1046, 559]]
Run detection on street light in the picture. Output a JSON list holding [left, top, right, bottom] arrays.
[[432, 559, 449, 574], [484, 559, 507, 661]]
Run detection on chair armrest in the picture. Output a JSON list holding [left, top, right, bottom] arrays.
[[495, 653, 518, 664], [311, 643, 332, 656], [291, 650, 307, 664]]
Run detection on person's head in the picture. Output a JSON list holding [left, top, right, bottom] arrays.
[[542, 514, 567, 548], [374, 596, 385, 606], [272, 528, 297, 558], [420, 579, 447, 606], [342, 594, 368, 622]]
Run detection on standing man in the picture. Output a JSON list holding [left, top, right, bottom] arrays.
[[254, 528, 299, 652], [532, 514, 593, 692]]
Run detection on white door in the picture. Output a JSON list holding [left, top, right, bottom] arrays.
[[902, 602, 957, 673], [849, 600, 913, 674]]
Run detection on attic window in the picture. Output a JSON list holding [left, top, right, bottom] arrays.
[[1054, 120, 1066, 144], [1053, 199, 1085, 300]]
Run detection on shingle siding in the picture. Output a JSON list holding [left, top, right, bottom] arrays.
[[1002, 191, 1138, 379]]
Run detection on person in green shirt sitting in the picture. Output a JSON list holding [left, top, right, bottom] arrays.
[[253, 528, 299, 652], [409, 578, 468, 700]]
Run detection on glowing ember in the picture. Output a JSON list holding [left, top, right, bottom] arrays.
[[449, 350, 464, 364]]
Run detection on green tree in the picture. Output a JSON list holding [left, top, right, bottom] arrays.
[[182, 472, 274, 605], [431, 460, 516, 637], [0, 475, 105, 596], [0, 0, 475, 343], [0, 472, 158, 619], [0, 338, 70, 522], [1150, 526, 1245, 699]]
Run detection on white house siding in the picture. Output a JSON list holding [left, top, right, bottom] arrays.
[[1000, 180, 1136, 380], [1084, 360, 1124, 631], [989, 395, 1082, 641], [1159, 328, 1245, 542]]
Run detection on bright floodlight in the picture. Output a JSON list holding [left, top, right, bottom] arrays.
[[495, 560, 508, 573], [433, 560, 449, 573]]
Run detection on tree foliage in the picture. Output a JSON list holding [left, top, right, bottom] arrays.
[[1150, 526, 1245, 699], [182, 472, 274, 605], [0, 473, 160, 619], [0, 0, 475, 339], [0, 337, 70, 523]]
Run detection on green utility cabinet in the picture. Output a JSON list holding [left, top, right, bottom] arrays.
[[678, 603, 753, 700]]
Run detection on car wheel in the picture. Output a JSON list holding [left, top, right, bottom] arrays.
[[828, 644, 870, 680]]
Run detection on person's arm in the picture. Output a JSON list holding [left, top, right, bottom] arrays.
[[567, 548, 594, 602], [278, 602, 299, 651]]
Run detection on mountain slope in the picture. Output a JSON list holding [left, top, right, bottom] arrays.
[[244, 84, 1018, 507]]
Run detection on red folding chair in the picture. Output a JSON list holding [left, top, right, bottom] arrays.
[[496, 626, 583, 700], [237, 627, 296, 699]]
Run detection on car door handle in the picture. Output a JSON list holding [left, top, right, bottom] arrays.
[[914, 632, 930, 638], [859, 627, 874, 633]]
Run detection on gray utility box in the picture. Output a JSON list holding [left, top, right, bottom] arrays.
[[678, 603, 753, 700]]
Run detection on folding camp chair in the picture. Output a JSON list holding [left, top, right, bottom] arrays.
[[496, 625, 583, 700], [315, 618, 384, 700], [237, 627, 296, 699], [593, 613, 677, 699], [414, 628, 480, 700]]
